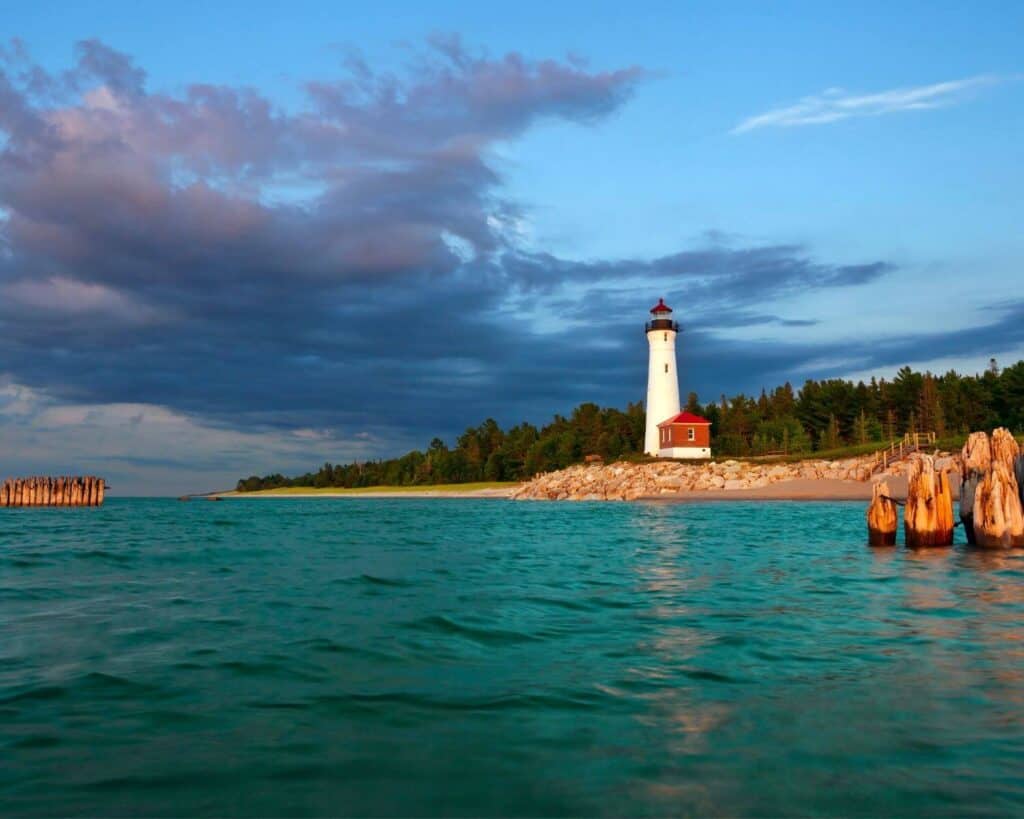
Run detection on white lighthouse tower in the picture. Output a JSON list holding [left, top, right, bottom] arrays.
[[644, 298, 681, 455]]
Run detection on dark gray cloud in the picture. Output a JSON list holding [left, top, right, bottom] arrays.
[[1, 37, 1001, 463]]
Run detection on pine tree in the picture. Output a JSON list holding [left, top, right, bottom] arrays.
[[853, 410, 869, 445], [821, 413, 841, 450]]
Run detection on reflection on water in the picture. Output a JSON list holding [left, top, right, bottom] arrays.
[[2, 498, 1024, 817]]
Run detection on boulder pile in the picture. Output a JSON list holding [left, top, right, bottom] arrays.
[[511, 452, 954, 502]]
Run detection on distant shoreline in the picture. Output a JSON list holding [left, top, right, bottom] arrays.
[[211, 483, 518, 500]]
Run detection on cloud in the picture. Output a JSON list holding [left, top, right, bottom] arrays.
[[0, 379, 390, 494], [732, 75, 1008, 133]]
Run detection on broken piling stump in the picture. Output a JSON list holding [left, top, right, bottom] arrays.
[[959, 431, 994, 545], [867, 480, 899, 545], [991, 427, 1021, 475], [904, 455, 954, 548], [973, 461, 1024, 548]]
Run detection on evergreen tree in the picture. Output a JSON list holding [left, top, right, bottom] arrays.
[[237, 360, 1024, 489]]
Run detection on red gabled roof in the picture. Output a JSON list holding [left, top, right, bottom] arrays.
[[650, 298, 672, 314], [658, 411, 711, 427]]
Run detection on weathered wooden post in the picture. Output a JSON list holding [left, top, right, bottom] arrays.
[[959, 432, 992, 545], [991, 427, 1020, 471], [973, 460, 1024, 547], [867, 480, 899, 545], [904, 455, 955, 547], [1, 474, 105, 508]]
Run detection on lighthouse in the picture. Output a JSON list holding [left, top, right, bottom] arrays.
[[644, 298, 681, 455]]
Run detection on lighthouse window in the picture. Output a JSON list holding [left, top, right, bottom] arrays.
[[688, 427, 695, 441], [663, 332, 667, 341], [664, 363, 668, 373]]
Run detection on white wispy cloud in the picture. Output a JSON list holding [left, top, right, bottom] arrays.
[[732, 74, 1008, 134]]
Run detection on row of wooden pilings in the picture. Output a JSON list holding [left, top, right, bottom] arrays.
[[0, 476, 106, 508], [868, 428, 1024, 547]]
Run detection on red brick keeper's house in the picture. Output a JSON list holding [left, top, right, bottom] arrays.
[[656, 412, 711, 459]]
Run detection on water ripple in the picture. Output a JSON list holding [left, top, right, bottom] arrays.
[[4, 497, 1024, 817]]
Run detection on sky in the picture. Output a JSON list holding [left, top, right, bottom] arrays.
[[1, 0, 1022, 494]]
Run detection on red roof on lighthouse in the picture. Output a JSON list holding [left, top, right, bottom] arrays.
[[650, 298, 673, 314], [657, 412, 711, 427]]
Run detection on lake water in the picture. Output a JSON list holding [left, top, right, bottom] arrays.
[[2, 498, 1023, 816]]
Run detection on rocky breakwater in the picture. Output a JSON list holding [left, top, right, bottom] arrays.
[[512, 455, 887, 502]]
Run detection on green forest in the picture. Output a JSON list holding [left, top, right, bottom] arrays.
[[236, 359, 1024, 491]]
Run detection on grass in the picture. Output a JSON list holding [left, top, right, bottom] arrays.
[[768, 441, 894, 463], [225, 481, 519, 496]]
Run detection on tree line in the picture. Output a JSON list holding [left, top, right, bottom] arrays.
[[236, 359, 1024, 491]]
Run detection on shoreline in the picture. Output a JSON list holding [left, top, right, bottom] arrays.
[[213, 486, 517, 499], [208, 474, 964, 503]]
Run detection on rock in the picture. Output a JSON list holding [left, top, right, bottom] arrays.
[[511, 451, 883, 501]]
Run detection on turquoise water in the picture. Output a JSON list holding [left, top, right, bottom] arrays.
[[2, 498, 1023, 817]]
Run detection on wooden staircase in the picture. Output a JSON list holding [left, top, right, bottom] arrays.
[[871, 432, 937, 474]]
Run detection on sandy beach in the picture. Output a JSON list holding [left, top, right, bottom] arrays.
[[648, 477, 905, 502]]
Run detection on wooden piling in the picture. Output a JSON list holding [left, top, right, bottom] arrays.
[[992, 427, 1020, 472], [0, 475, 107, 508], [960, 470, 981, 545], [973, 461, 1024, 548], [867, 480, 898, 545], [960, 431, 993, 544], [904, 455, 954, 547], [962, 431, 992, 473]]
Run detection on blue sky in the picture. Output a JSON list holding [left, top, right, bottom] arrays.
[[1, 1, 1021, 493]]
